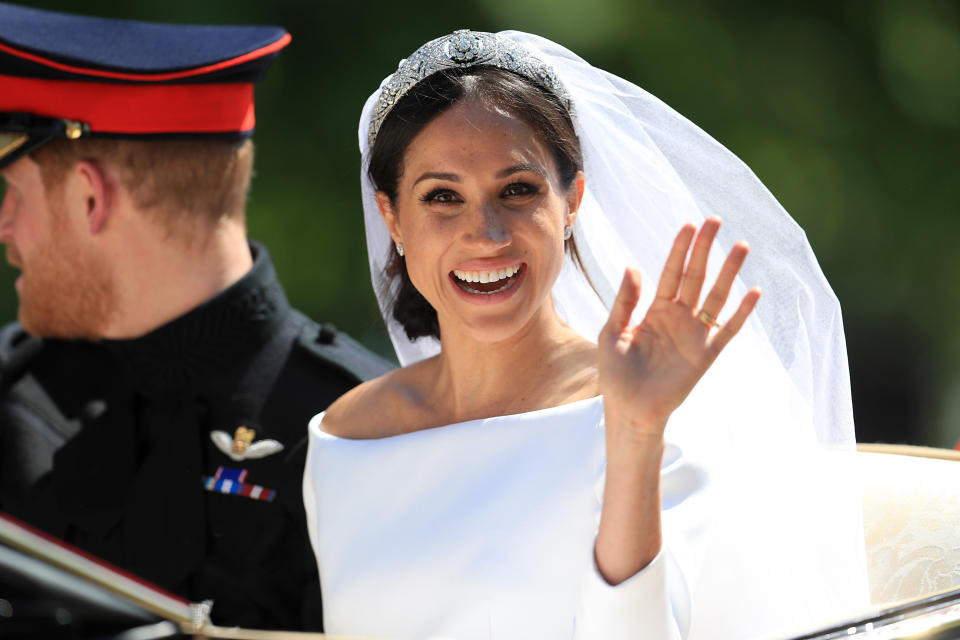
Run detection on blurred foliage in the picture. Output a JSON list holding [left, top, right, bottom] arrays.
[[3, 0, 960, 446]]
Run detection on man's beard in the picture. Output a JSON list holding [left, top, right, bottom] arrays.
[[16, 220, 117, 340]]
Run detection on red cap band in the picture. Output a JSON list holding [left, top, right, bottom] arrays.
[[0, 74, 255, 134]]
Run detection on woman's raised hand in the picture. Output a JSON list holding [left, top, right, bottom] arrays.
[[598, 217, 761, 438], [594, 218, 761, 583]]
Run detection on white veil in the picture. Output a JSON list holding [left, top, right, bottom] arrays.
[[358, 31, 870, 639]]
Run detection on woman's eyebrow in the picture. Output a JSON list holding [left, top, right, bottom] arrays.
[[413, 171, 460, 186], [497, 163, 547, 178]]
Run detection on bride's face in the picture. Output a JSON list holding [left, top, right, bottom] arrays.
[[377, 99, 583, 345]]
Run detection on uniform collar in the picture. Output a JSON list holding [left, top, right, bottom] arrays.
[[100, 241, 291, 394]]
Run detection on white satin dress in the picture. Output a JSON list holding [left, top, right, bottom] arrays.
[[303, 396, 693, 640]]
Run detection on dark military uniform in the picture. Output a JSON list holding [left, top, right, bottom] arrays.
[[0, 243, 392, 630]]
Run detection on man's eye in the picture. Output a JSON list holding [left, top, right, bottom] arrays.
[[0, 175, 7, 204], [503, 183, 538, 198]]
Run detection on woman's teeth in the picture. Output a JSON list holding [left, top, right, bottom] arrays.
[[452, 264, 523, 295], [452, 264, 521, 284]]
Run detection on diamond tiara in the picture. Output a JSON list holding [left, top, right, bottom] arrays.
[[367, 30, 572, 148]]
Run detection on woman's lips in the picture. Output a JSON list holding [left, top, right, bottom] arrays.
[[449, 263, 526, 303]]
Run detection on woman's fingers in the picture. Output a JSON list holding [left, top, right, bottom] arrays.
[[699, 240, 750, 319], [655, 223, 697, 301], [678, 217, 722, 307], [603, 267, 643, 338], [625, 219, 757, 354], [710, 287, 762, 353]]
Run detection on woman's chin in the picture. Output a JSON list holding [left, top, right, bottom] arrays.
[[446, 319, 532, 347], [441, 309, 557, 349]]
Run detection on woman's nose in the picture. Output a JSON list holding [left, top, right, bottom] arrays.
[[461, 201, 510, 250]]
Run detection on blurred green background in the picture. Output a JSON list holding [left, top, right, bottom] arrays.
[[4, 1, 960, 447]]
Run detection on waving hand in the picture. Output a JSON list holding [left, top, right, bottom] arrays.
[[593, 217, 762, 586], [598, 217, 762, 438]]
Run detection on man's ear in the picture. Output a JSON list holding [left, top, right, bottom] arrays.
[[376, 191, 403, 246], [72, 160, 111, 235], [565, 171, 585, 228]]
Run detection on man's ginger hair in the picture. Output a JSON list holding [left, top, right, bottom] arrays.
[[31, 138, 254, 238]]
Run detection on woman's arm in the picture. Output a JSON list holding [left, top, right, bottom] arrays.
[[595, 217, 760, 584]]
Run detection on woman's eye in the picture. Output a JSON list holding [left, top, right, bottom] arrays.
[[421, 189, 460, 204], [502, 183, 538, 198]]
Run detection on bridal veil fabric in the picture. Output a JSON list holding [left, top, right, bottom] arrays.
[[345, 30, 869, 638]]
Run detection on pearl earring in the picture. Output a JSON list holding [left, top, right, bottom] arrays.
[[563, 226, 573, 240]]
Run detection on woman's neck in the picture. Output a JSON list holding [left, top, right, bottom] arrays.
[[428, 305, 599, 423]]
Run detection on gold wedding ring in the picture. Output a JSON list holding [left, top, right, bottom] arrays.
[[697, 309, 719, 328]]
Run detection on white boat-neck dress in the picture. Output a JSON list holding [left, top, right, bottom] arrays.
[[303, 396, 690, 639]]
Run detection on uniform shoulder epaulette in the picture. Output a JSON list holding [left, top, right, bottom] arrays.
[[294, 315, 395, 383], [0, 322, 43, 393]]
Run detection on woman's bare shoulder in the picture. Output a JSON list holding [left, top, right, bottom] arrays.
[[319, 361, 433, 439]]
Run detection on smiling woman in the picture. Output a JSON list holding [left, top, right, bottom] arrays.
[[303, 29, 870, 639], [376, 96, 581, 346], [368, 64, 592, 343]]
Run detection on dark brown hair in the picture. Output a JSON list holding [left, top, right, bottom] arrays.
[[369, 65, 588, 341]]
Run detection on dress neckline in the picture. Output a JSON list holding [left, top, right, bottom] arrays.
[[314, 394, 604, 442]]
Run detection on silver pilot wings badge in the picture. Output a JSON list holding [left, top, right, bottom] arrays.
[[210, 426, 284, 461]]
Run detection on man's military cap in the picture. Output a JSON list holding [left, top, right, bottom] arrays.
[[0, 2, 290, 169]]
